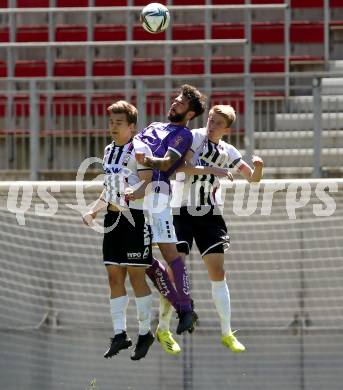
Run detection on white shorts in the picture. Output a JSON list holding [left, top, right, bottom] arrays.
[[150, 206, 177, 244]]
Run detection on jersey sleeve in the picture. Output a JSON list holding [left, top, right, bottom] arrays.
[[133, 138, 153, 171], [167, 130, 193, 157], [190, 128, 207, 153], [225, 144, 243, 172]]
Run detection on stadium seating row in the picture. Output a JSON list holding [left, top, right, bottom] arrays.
[[0, 22, 335, 44], [0, 91, 282, 118], [0, 0, 342, 8], [0, 56, 324, 77]]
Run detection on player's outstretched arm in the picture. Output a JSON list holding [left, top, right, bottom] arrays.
[[82, 189, 107, 226], [125, 170, 153, 201], [136, 149, 181, 172], [178, 161, 233, 180], [176, 150, 233, 180], [239, 155, 264, 183]]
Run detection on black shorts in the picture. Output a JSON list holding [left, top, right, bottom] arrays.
[[173, 206, 230, 257], [103, 209, 153, 267]]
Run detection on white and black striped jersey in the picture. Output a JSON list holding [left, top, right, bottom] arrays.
[[172, 127, 243, 207], [103, 138, 152, 210]]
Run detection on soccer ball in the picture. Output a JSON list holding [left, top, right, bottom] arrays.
[[140, 3, 170, 34]]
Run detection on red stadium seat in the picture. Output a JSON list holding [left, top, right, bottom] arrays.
[[0, 61, 6, 77], [15, 60, 46, 77], [173, 24, 205, 40], [0, 95, 6, 118], [4, 22, 326, 45], [132, 59, 164, 75], [211, 57, 244, 74], [5, 55, 324, 79], [56, 0, 88, 6], [211, 92, 245, 114], [291, 0, 323, 7], [56, 0, 131, 5], [0, 0, 7, 7], [251, 57, 285, 72], [16, 25, 48, 42], [253, 23, 284, 44], [212, 23, 244, 40], [253, 22, 324, 44], [54, 60, 85, 77], [91, 94, 125, 116], [55, 25, 87, 42], [14, 95, 30, 117], [133, 25, 166, 40], [93, 60, 125, 76], [94, 25, 126, 41], [96, 0, 127, 5], [0, 27, 9, 42], [53, 94, 86, 116], [172, 58, 204, 75], [134, 0, 167, 5], [171, 57, 286, 75], [291, 22, 324, 43], [172, 0, 205, 4], [17, 0, 49, 6]]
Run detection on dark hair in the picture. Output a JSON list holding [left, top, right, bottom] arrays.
[[107, 100, 138, 125], [180, 84, 207, 120]]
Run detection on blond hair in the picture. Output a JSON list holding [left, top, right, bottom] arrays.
[[107, 100, 138, 126], [210, 105, 236, 128]]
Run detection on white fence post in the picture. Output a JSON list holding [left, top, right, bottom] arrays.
[[29, 80, 40, 180], [313, 77, 322, 178]]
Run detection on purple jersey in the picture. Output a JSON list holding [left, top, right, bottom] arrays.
[[135, 122, 192, 186]]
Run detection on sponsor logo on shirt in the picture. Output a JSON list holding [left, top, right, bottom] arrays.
[[173, 136, 183, 148], [143, 247, 150, 259]]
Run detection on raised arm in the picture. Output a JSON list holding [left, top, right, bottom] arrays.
[[176, 150, 233, 180], [135, 149, 181, 172], [82, 188, 108, 226], [238, 155, 264, 183], [125, 169, 153, 201]]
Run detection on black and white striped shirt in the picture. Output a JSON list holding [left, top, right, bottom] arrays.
[[172, 128, 242, 207], [103, 138, 152, 210]]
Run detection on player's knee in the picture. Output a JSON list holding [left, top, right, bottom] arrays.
[[128, 272, 150, 294], [108, 273, 125, 289]]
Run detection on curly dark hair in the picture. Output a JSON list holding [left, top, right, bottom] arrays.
[[179, 84, 207, 120]]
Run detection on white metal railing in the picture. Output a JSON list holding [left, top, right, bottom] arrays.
[[1, 71, 343, 180], [0, 4, 289, 13]]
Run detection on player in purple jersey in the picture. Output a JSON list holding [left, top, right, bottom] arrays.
[[135, 85, 207, 354]]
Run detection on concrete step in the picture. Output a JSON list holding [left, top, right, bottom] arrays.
[[261, 166, 343, 178], [322, 77, 343, 95], [275, 112, 343, 131], [254, 148, 343, 168], [286, 95, 343, 112], [329, 60, 343, 72], [254, 130, 343, 149]]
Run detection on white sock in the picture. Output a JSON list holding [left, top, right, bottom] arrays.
[[158, 295, 173, 332], [110, 295, 129, 335], [211, 279, 232, 336], [135, 294, 153, 335]]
